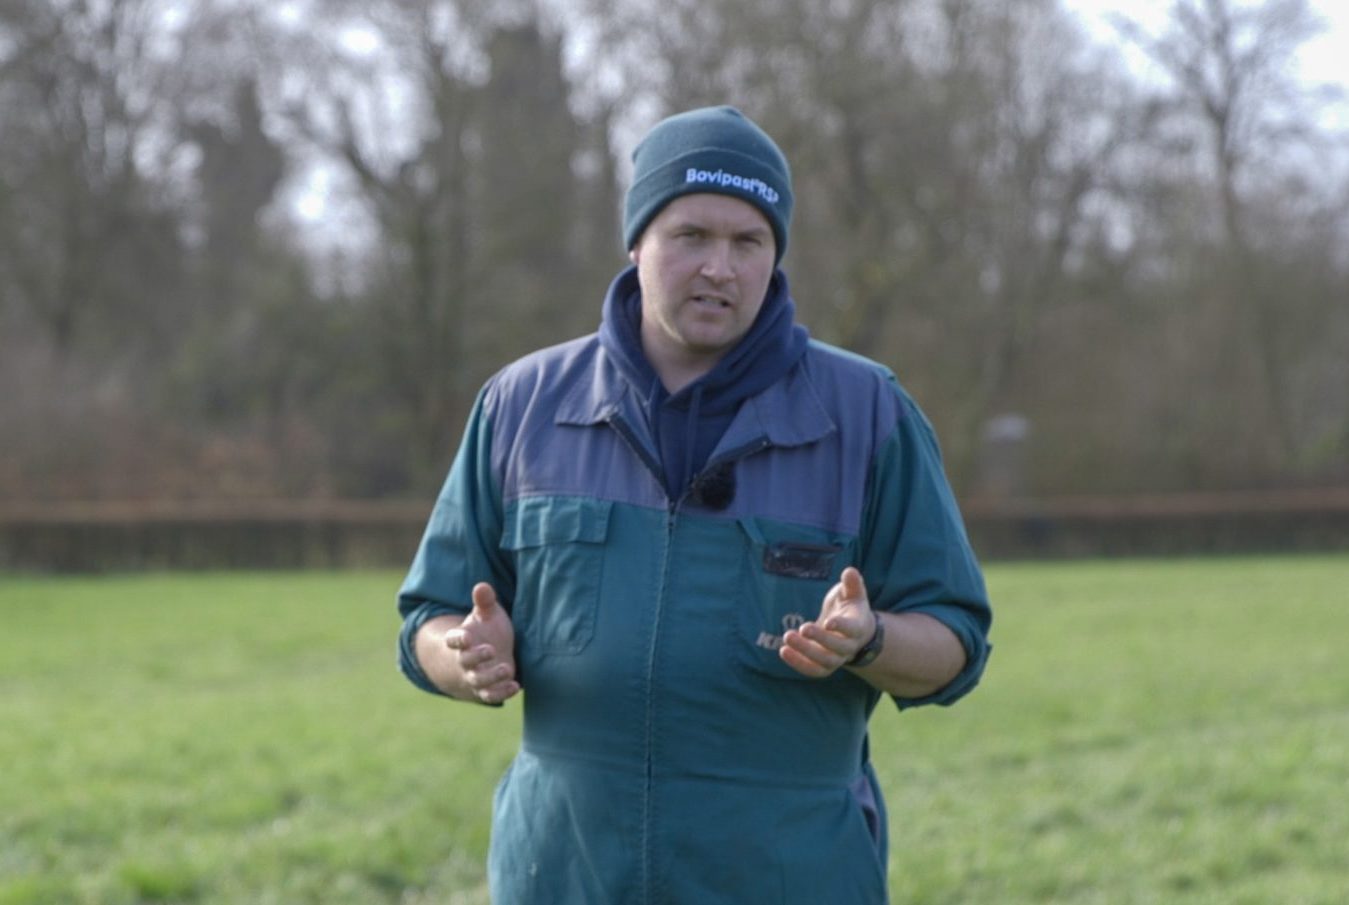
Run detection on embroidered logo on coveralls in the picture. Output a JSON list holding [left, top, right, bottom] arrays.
[[756, 613, 806, 651]]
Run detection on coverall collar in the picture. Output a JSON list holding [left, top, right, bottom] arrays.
[[555, 341, 836, 456]]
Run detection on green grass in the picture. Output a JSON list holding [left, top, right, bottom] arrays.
[[1, 556, 1346, 904]]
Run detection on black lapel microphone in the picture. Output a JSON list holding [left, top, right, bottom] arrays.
[[690, 460, 737, 511]]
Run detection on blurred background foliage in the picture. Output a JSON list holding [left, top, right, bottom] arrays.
[[1, 0, 1346, 503]]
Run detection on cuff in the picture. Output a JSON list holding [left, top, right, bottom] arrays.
[[397, 601, 464, 696], [889, 603, 992, 710]]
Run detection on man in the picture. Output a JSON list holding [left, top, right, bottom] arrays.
[[397, 105, 992, 904]]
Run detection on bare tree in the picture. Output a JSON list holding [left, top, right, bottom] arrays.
[[1114, 0, 1331, 465], [269, 0, 610, 491], [283, 11, 476, 486], [0, 0, 185, 357], [3, 0, 1344, 502], [572, 0, 1147, 485]]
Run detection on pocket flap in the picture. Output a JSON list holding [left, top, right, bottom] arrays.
[[502, 496, 612, 550]]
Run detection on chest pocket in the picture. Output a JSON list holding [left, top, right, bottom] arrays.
[[734, 516, 855, 681], [502, 496, 612, 655]]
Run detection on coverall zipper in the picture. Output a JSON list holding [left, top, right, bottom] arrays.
[[607, 413, 773, 903]]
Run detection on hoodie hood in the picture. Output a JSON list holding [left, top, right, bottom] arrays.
[[598, 265, 809, 499]]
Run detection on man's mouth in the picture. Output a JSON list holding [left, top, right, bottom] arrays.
[[692, 294, 731, 309]]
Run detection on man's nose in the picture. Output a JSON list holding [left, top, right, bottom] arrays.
[[699, 241, 734, 281]]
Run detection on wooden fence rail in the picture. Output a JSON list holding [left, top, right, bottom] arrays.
[[3, 490, 1349, 572], [959, 488, 1349, 560], [0, 500, 431, 572]]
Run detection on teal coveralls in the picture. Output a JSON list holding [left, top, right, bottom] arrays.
[[398, 333, 991, 904]]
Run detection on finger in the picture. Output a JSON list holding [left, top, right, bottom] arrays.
[[781, 629, 847, 672], [799, 622, 855, 656], [822, 568, 870, 634], [445, 627, 488, 655], [820, 614, 869, 637], [471, 582, 499, 619], [476, 679, 521, 705], [465, 660, 514, 691], [468, 663, 519, 701], [457, 643, 496, 669], [840, 567, 866, 602], [778, 640, 835, 678]]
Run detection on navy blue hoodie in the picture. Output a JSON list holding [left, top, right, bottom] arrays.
[[597, 265, 810, 500]]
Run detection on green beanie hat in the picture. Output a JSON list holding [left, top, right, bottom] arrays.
[[623, 105, 794, 263]]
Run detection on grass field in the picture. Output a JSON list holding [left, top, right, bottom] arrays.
[[1, 556, 1346, 904]]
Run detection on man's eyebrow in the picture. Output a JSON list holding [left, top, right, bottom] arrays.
[[666, 218, 769, 237]]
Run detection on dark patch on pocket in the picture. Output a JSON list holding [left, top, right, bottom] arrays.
[[762, 542, 840, 580]]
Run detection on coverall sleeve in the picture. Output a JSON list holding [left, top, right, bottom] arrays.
[[857, 385, 993, 710], [396, 386, 514, 695]]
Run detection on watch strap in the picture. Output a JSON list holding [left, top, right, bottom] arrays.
[[847, 613, 885, 668]]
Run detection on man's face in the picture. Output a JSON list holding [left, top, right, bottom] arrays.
[[630, 193, 776, 383]]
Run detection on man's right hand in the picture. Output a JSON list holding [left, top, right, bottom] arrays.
[[429, 582, 520, 705]]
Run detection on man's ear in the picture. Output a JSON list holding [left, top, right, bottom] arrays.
[[628, 245, 640, 266]]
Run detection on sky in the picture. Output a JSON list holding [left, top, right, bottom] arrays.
[[287, 0, 1349, 243], [1063, 0, 1349, 94]]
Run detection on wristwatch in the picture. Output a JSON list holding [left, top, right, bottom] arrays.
[[847, 613, 885, 668]]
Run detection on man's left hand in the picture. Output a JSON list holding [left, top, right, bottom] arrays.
[[779, 567, 876, 678]]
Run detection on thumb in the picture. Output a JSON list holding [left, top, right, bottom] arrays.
[[470, 582, 500, 619], [840, 567, 866, 603]]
